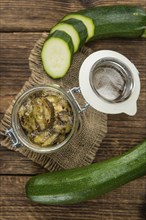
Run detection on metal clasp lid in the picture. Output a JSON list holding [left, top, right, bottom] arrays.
[[5, 128, 21, 147], [79, 50, 141, 116], [67, 87, 89, 113]]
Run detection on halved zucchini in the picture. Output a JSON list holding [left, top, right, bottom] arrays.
[[41, 30, 74, 79], [62, 13, 95, 41]]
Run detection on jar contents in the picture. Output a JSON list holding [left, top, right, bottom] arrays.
[[18, 90, 74, 147]]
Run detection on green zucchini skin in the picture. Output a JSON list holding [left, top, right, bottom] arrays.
[[26, 140, 146, 205], [65, 5, 146, 40]]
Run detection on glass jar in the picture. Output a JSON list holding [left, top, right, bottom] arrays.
[[6, 84, 88, 153]]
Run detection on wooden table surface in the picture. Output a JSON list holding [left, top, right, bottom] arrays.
[[0, 0, 146, 219]]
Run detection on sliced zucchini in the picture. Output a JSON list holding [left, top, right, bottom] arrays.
[[41, 30, 74, 79], [59, 18, 88, 50], [41, 5, 146, 79], [62, 13, 94, 41], [50, 20, 84, 53]]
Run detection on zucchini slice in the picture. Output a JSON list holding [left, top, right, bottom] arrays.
[[50, 22, 79, 53], [60, 18, 88, 50], [50, 19, 87, 52], [62, 13, 94, 41], [41, 30, 74, 79]]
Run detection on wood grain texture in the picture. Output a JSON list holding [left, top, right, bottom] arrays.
[[0, 0, 146, 219]]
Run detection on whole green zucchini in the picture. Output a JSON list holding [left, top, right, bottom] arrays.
[[26, 140, 146, 205]]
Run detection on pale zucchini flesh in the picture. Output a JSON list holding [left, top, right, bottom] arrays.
[[41, 30, 74, 79]]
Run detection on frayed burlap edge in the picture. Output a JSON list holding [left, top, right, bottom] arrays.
[[0, 32, 107, 171]]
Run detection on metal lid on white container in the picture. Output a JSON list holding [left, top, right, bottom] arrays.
[[79, 50, 140, 116]]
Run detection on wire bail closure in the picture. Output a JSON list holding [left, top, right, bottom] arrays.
[[67, 87, 89, 113], [5, 128, 21, 147]]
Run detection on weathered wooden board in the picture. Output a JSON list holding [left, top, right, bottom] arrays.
[[0, 0, 146, 219]]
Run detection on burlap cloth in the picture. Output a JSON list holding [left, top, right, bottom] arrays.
[[0, 33, 107, 171]]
